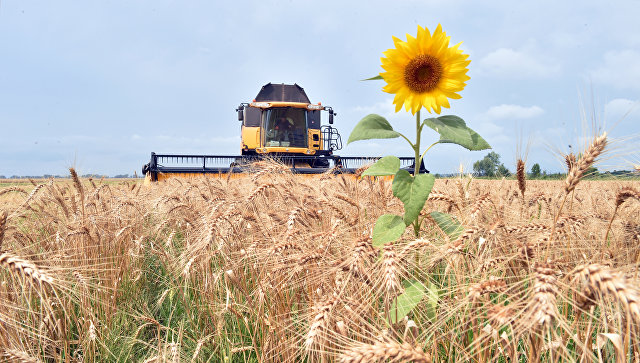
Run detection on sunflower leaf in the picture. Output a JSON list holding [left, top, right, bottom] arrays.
[[389, 280, 429, 324], [392, 170, 435, 225], [372, 214, 405, 247], [423, 115, 491, 151], [430, 211, 464, 240], [362, 156, 401, 176], [348, 114, 402, 144], [361, 75, 383, 81], [425, 282, 439, 322]]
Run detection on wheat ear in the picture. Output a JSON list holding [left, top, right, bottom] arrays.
[[381, 243, 401, 297], [564, 133, 607, 194], [0, 211, 7, 249], [340, 340, 431, 363], [528, 263, 559, 329], [516, 158, 526, 198], [0, 187, 29, 197], [605, 187, 640, 240], [1, 349, 43, 363], [565, 153, 576, 171], [0, 252, 54, 287], [577, 264, 640, 322], [554, 132, 607, 234], [305, 296, 338, 355]]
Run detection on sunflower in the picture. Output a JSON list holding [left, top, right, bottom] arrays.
[[380, 24, 470, 115]]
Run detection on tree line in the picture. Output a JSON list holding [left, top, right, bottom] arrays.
[[471, 151, 620, 179]]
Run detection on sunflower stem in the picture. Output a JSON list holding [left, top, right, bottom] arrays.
[[397, 132, 415, 149], [414, 110, 421, 177], [412, 110, 421, 237], [420, 141, 438, 161]]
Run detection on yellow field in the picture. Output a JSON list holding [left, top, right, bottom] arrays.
[[0, 168, 639, 362]]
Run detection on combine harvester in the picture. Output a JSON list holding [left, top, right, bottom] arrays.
[[142, 83, 425, 181]]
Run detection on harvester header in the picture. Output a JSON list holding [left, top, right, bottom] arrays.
[[142, 83, 426, 181]]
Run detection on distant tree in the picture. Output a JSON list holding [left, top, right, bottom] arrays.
[[497, 164, 511, 177], [0, 175, 5, 179], [473, 151, 502, 177], [530, 163, 541, 178]]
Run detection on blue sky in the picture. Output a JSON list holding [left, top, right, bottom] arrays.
[[1, 0, 639, 176]]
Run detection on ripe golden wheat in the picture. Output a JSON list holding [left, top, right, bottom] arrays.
[[0, 148, 639, 361]]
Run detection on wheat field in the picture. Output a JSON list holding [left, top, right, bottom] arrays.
[[0, 158, 639, 362]]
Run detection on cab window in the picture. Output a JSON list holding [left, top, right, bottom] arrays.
[[263, 108, 308, 148]]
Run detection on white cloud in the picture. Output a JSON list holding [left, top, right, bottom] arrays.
[[479, 48, 561, 78], [470, 121, 510, 148], [485, 104, 544, 120], [604, 98, 639, 119], [590, 50, 640, 90]]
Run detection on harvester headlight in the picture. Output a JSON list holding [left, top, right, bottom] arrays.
[[307, 104, 324, 110], [305, 149, 313, 154], [250, 102, 271, 108]]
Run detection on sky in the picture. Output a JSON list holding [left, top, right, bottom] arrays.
[[1, 0, 639, 177]]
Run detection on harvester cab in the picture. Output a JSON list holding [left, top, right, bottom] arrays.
[[142, 83, 426, 181], [235, 83, 343, 164]]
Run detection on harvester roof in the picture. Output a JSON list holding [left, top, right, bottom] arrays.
[[255, 83, 310, 103]]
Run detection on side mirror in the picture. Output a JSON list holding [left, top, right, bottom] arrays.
[[329, 112, 334, 124], [237, 109, 244, 121]]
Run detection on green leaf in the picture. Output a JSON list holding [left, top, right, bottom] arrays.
[[425, 283, 439, 322], [362, 156, 401, 177], [372, 214, 405, 247], [430, 211, 464, 240], [389, 280, 426, 324], [392, 170, 435, 225], [423, 115, 491, 151], [361, 75, 383, 81], [347, 114, 402, 145]]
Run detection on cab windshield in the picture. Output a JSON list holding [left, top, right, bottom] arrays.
[[263, 108, 307, 148]]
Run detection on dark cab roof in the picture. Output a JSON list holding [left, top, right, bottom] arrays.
[[255, 83, 311, 103]]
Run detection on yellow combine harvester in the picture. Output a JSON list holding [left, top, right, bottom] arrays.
[[142, 83, 425, 181]]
